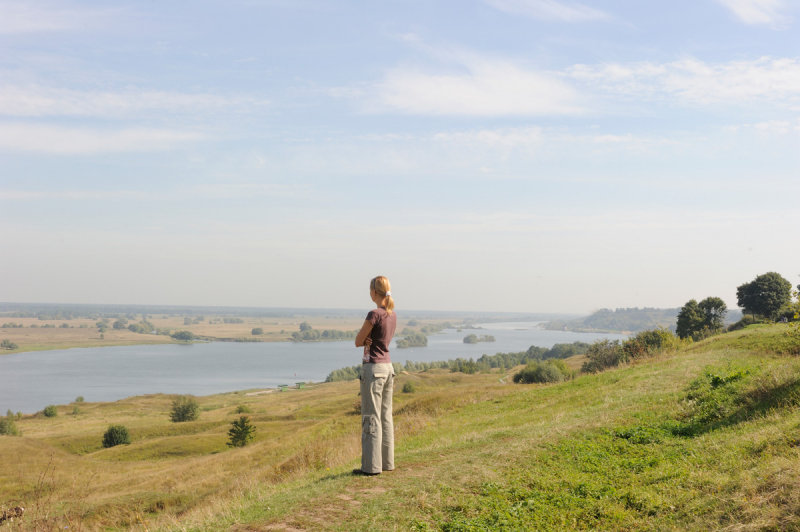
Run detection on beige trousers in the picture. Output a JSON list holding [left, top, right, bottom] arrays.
[[360, 363, 394, 474]]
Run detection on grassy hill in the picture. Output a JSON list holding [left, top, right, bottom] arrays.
[[1, 324, 799, 530]]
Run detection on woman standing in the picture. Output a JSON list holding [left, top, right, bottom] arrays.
[[354, 275, 397, 475]]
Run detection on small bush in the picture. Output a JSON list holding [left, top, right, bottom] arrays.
[[72, 406, 81, 415], [251, 328, 264, 336], [622, 328, 680, 360], [727, 315, 763, 332], [235, 404, 252, 414], [42, 405, 58, 417], [0, 339, 18, 350], [102, 425, 131, 447], [171, 330, 195, 341], [514, 360, 571, 384], [0, 416, 20, 436], [74, 396, 84, 403], [227, 416, 256, 447], [581, 340, 625, 374], [402, 382, 416, 393], [170, 395, 199, 422]]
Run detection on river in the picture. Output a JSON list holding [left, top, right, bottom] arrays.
[[0, 322, 626, 413]]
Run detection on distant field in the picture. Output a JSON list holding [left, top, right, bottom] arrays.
[[0, 314, 408, 354]]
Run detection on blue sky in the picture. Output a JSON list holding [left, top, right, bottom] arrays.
[[1, 0, 798, 313]]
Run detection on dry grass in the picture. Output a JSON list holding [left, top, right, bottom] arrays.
[[4, 325, 798, 531], [0, 315, 432, 354], [0, 369, 495, 531]]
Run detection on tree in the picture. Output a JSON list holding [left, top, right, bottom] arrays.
[[171, 330, 195, 341], [102, 425, 131, 447], [251, 327, 264, 336], [0, 339, 18, 350], [227, 415, 256, 447], [677, 297, 728, 339], [170, 395, 199, 422], [676, 300, 704, 339], [736, 272, 792, 320], [698, 297, 727, 330], [299, 321, 312, 332], [112, 318, 128, 330]]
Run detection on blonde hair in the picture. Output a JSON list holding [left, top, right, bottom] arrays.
[[370, 275, 394, 314]]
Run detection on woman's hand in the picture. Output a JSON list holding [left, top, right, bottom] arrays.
[[355, 320, 374, 347]]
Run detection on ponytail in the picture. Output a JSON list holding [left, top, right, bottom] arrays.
[[370, 275, 394, 315]]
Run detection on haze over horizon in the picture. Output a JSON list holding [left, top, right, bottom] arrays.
[[1, 0, 798, 314]]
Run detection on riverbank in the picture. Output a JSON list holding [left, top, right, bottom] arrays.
[[0, 314, 370, 355]]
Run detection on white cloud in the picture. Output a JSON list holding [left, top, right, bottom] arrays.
[[569, 56, 800, 107], [0, 1, 111, 34], [0, 123, 204, 154], [368, 53, 584, 116], [0, 85, 269, 118], [0, 189, 148, 201], [192, 183, 308, 199], [483, 0, 608, 21], [726, 118, 800, 135], [715, 0, 792, 28], [432, 127, 543, 148]]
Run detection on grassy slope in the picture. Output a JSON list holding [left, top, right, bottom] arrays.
[[2, 324, 799, 531]]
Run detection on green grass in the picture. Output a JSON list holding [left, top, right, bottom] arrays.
[[2, 324, 799, 531]]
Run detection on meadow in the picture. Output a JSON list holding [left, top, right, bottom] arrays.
[[1, 323, 799, 530]]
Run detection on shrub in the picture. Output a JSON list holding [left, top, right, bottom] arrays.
[[235, 404, 252, 414], [727, 315, 763, 332], [171, 330, 195, 341], [227, 416, 256, 447], [251, 327, 264, 336], [513, 360, 570, 384], [74, 396, 84, 403], [72, 406, 81, 415], [581, 340, 625, 373], [622, 328, 680, 360], [0, 339, 18, 350], [402, 382, 416, 393], [42, 405, 58, 417], [0, 416, 19, 436], [170, 395, 199, 422], [102, 425, 131, 447]]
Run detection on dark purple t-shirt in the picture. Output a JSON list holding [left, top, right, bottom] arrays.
[[364, 307, 396, 364]]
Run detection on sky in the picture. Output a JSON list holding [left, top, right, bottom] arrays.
[[1, 0, 799, 314]]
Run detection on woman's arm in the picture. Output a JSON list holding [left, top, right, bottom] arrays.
[[355, 320, 373, 347]]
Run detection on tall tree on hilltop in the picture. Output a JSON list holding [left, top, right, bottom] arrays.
[[676, 299, 704, 339], [698, 297, 727, 331], [736, 272, 792, 320]]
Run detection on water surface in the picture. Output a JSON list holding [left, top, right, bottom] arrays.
[[0, 322, 626, 413]]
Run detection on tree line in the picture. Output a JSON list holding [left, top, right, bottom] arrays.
[[676, 271, 797, 340]]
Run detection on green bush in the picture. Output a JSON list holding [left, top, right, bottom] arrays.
[[0, 416, 19, 436], [513, 360, 570, 384], [251, 327, 264, 336], [102, 425, 131, 447], [1, 339, 19, 350], [622, 328, 680, 360], [72, 406, 81, 415], [402, 382, 416, 393], [727, 315, 763, 332], [170, 395, 199, 422], [227, 416, 256, 447], [235, 404, 252, 414], [74, 396, 84, 403], [581, 340, 625, 373], [42, 405, 58, 417], [171, 330, 195, 341]]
